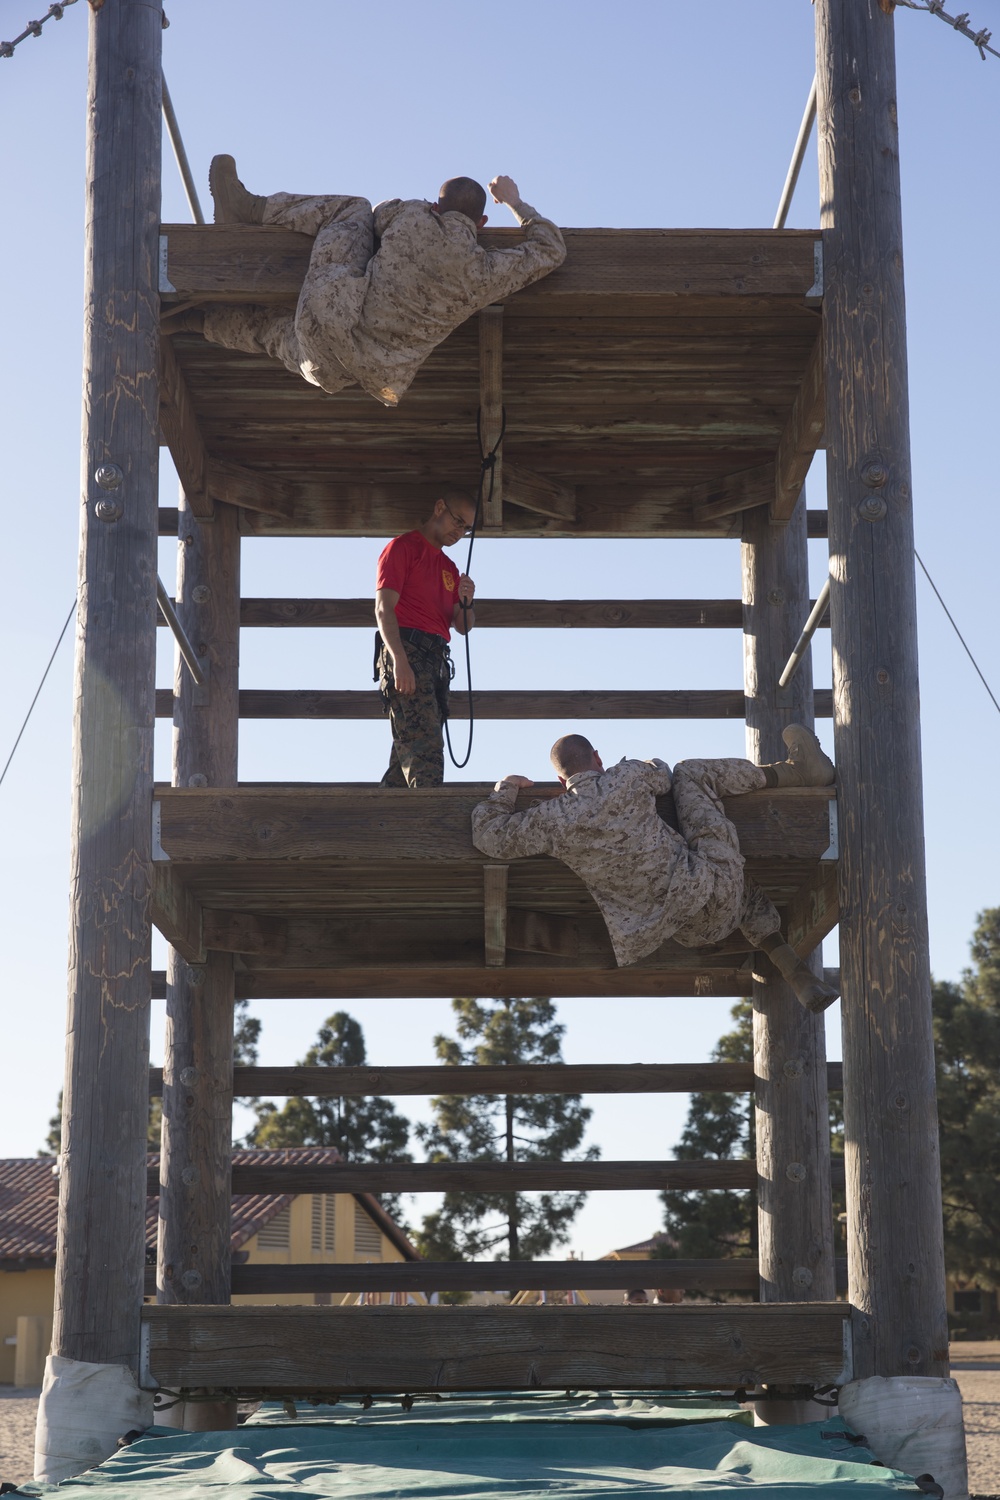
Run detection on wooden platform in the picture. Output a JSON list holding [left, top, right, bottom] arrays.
[[141, 1303, 852, 1395], [159, 225, 823, 537], [150, 783, 838, 997]]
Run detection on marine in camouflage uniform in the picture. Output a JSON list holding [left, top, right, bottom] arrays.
[[377, 633, 452, 788], [202, 164, 566, 407], [471, 728, 839, 1012], [472, 756, 778, 966]]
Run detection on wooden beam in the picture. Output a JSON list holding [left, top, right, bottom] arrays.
[[206, 457, 298, 521], [818, 0, 949, 1379], [148, 1158, 759, 1196], [504, 464, 577, 523], [478, 307, 503, 526], [159, 226, 822, 308], [772, 334, 825, 523], [233, 968, 755, 1001], [54, 0, 162, 1380], [784, 861, 839, 957], [142, 1301, 852, 1394], [483, 864, 508, 967], [159, 336, 211, 518], [151, 784, 837, 865], [147, 1060, 847, 1098], [690, 463, 776, 524], [153, 687, 837, 720], [742, 497, 836, 1311], [151, 865, 205, 964]]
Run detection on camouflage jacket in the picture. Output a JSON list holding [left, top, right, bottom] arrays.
[[471, 759, 728, 967], [354, 197, 565, 400]]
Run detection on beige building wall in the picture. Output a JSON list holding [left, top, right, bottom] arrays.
[[0, 1269, 54, 1385]]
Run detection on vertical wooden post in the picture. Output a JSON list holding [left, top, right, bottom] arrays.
[[742, 499, 836, 1326], [816, 0, 949, 1378], [157, 494, 240, 1426], [478, 307, 503, 528], [52, 0, 163, 1371]]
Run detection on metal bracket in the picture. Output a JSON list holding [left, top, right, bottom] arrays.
[[158, 235, 176, 295], [805, 239, 824, 307], [151, 800, 169, 863], [138, 1318, 157, 1390], [192, 656, 210, 708], [821, 799, 839, 861]]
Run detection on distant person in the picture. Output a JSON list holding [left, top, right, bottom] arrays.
[[186, 159, 565, 406], [374, 492, 477, 786], [654, 1287, 684, 1305], [624, 1288, 650, 1305], [471, 727, 839, 1013]]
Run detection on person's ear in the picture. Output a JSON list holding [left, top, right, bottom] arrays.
[[593, 751, 604, 771], [557, 774, 567, 787], [430, 202, 441, 217], [478, 214, 488, 229]]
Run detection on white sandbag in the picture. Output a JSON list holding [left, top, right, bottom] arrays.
[[839, 1375, 968, 1500], [34, 1354, 154, 1483]]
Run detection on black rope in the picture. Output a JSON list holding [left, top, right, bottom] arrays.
[[0, 598, 75, 792], [443, 407, 506, 769]]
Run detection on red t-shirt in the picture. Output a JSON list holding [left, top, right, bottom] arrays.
[[376, 530, 460, 641]]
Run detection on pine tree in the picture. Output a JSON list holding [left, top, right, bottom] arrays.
[[659, 999, 757, 1258], [248, 1011, 411, 1219], [415, 997, 598, 1262], [934, 907, 1000, 1286]]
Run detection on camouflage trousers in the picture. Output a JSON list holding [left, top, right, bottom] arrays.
[[202, 193, 373, 397], [378, 640, 451, 788], [669, 758, 781, 949]]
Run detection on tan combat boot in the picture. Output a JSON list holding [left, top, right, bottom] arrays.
[[759, 933, 840, 1014], [761, 723, 835, 788], [209, 155, 267, 225]]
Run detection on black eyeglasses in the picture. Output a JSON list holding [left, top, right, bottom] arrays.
[[442, 500, 473, 535]]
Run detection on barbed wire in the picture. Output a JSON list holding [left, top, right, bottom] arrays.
[[895, 0, 999, 62], [1, 0, 79, 61]]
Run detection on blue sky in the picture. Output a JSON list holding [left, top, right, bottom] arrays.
[[0, 1, 997, 1257]]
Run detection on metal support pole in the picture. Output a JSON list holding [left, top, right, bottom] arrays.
[[774, 76, 818, 230], [156, 575, 205, 686], [778, 576, 830, 688], [161, 73, 205, 224]]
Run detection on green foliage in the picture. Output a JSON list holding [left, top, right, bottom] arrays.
[[659, 999, 757, 1258], [934, 907, 1000, 1287], [247, 1011, 411, 1220], [415, 997, 598, 1262]]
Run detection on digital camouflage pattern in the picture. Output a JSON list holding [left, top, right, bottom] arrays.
[[203, 191, 566, 406], [378, 641, 450, 788], [471, 756, 781, 967]]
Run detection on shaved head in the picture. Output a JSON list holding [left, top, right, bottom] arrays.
[[438, 176, 487, 224], [550, 734, 598, 779]]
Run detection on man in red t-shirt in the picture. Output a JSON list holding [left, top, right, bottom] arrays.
[[374, 493, 478, 785]]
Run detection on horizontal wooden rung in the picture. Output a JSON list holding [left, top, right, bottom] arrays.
[[154, 688, 835, 720], [141, 1301, 853, 1394], [149, 1061, 845, 1097], [147, 1158, 846, 1196]]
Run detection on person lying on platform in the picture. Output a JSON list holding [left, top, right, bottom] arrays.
[[374, 491, 478, 788], [176, 159, 566, 408], [471, 726, 839, 1014]]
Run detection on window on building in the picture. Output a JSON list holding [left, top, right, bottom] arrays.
[[311, 1194, 336, 1253], [953, 1289, 984, 1315], [256, 1205, 291, 1250], [354, 1208, 382, 1259]]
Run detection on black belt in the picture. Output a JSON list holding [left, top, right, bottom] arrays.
[[397, 627, 449, 652]]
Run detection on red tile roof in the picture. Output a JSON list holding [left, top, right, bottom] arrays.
[[0, 1149, 418, 1265]]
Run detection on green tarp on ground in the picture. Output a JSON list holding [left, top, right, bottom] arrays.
[[22, 1395, 924, 1499]]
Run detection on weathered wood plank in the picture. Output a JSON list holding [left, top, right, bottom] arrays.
[[147, 1060, 847, 1098], [504, 465, 577, 522], [152, 784, 837, 865], [784, 862, 840, 957], [151, 865, 205, 964], [690, 462, 776, 524], [141, 1302, 852, 1393], [159, 336, 211, 517], [54, 0, 162, 1376], [232, 967, 755, 1001], [235, 597, 750, 629], [483, 865, 508, 967], [206, 458, 297, 520], [817, 0, 948, 1380], [153, 688, 836, 720], [742, 497, 836, 1310], [478, 306, 503, 526], [160, 226, 822, 306], [772, 334, 825, 523]]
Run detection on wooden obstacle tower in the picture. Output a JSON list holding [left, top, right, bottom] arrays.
[[54, 0, 952, 1418]]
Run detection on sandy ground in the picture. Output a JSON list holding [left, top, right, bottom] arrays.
[[1, 1353, 998, 1492]]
